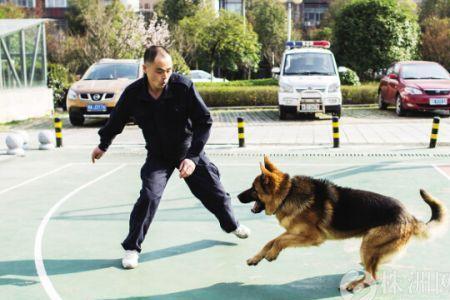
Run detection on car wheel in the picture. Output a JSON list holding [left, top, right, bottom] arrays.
[[69, 113, 85, 126], [395, 94, 406, 116], [279, 106, 288, 120], [378, 91, 388, 110]]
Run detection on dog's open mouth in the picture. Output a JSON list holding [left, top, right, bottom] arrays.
[[251, 200, 265, 214]]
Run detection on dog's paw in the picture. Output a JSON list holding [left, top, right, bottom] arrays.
[[345, 281, 370, 293], [264, 249, 279, 262], [247, 256, 261, 266]]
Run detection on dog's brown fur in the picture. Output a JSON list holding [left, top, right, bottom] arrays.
[[238, 156, 447, 291]]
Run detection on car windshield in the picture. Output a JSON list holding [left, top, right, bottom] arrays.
[[283, 53, 336, 76], [401, 64, 450, 80], [83, 63, 139, 80]]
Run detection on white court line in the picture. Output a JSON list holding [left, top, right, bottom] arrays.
[[432, 164, 450, 181], [0, 163, 74, 196], [34, 164, 127, 300]]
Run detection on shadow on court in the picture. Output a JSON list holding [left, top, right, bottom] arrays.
[[0, 239, 236, 285], [103, 274, 344, 300]]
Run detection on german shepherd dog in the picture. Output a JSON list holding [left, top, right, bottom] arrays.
[[238, 156, 447, 292]]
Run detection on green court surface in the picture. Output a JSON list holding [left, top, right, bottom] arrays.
[[1, 147, 450, 300]]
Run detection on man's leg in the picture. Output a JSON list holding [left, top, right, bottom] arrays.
[[122, 157, 174, 252], [184, 155, 240, 233]]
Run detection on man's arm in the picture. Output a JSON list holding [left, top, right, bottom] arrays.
[[184, 83, 212, 165], [97, 91, 131, 152]]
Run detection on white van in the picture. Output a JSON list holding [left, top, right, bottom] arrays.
[[273, 41, 342, 119]]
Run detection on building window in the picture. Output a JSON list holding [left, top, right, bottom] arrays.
[[303, 4, 327, 27], [220, 0, 243, 15], [2, 0, 36, 7], [45, 0, 67, 8]]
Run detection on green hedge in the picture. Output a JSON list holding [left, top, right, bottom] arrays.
[[195, 78, 277, 87], [197, 86, 278, 106], [196, 82, 379, 107], [341, 84, 378, 104]]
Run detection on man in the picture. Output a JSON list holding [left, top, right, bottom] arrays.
[[91, 46, 250, 269]]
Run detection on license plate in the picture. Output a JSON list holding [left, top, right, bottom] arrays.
[[87, 104, 107, 112], [430, 98, 447, 105], [300, 104, 320, 112]]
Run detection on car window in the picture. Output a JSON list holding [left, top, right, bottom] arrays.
[[386, 66, 394, 75], [394, 64, 400, 75], [83, 63, 139, 80], [190, 72, 202, 79], [200, 72, 211, 79], [283, 53, 336, 76], [400, 64, 450, 80]]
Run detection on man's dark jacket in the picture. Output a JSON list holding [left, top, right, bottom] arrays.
[[98, 73, 212, 165]]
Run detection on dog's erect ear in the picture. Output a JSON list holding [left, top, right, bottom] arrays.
[[264, 155, 278, 172], [259, 162, 271, 185]]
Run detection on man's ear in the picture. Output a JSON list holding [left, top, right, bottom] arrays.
[[263, 155, 278, 172], [143, 63, 149, 75]]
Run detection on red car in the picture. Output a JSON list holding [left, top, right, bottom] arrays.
[[378, 61, 450, 116]]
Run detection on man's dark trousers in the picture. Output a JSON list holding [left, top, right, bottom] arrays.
[[122, 154, 239, 252]]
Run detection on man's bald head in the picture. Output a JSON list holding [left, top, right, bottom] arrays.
[[144, 46, 170, 65]]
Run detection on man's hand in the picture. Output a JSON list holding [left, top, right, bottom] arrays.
[[91, 146, 105, 163], [179, 159, 196, 178]]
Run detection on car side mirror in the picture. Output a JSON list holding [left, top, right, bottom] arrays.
[[76, 74, 81, 81], [388, 74, 398, 80], [271, 67, 280, 75]]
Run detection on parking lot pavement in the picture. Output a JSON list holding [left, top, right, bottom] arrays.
[[0, 107, 450, 152]]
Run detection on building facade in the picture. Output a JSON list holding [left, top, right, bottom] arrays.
[[0, 0, 140, 26]]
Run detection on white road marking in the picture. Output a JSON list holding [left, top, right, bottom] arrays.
[[432, 164, 450, 181], [0, 163, 74, 196], [34, 164, 126, 300]]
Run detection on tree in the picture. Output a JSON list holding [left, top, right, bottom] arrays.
[[66, 0, 93, 35], [160, 0, 201, 29], [333, 0, 420, 79], [176, 8, 216, 69], [169, 49, 190, 74], [199, 10, 260, 78], [420, 17, 450, 69], [247, 0, 286, 68], [0, 3, 25, 18], [321, 0, 352, 29], [177, 8, 261, 78], [419, 0, 450, 22], [50, 1, 170, 74]]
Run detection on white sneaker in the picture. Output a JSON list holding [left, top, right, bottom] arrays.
[[122, 250, 139, 269], [232, 224, 251, 239]]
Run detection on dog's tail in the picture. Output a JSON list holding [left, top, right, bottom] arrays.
[[413, 189, 448, 240]]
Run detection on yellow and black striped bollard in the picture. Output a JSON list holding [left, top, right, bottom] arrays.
[[332, 116, 339, 148], [54, 117, 63, 147], [429, 116, 440, 148], [237, 117, 245, 147]]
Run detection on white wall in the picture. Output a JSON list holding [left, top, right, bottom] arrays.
[[0, 87, 53, 123], [121, 0, 140, 11]]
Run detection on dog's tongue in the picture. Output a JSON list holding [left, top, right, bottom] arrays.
[[251, 201, 264, 213]]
